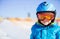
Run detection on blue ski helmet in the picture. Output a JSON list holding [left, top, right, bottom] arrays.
[[36, 2, 56, 14], [36, 2, 56, 26]]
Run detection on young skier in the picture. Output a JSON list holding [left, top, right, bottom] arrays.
[[30, 2, 60, 39]]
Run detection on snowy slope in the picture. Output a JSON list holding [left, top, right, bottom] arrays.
[[0, 19, 35, 39]]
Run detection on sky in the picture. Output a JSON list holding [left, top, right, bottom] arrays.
[[0, 0, 60, 18]]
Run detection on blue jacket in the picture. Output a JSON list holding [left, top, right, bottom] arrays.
[[30, 22, 60, 39]]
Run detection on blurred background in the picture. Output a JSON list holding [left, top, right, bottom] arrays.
[[0, 0, 60, 39]]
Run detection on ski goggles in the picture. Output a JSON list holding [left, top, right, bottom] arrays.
[[38, 13, 54, 20]]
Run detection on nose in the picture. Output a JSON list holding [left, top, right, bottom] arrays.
[[42, 18, 50, 22]]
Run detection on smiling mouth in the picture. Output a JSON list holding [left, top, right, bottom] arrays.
[[41, 20, 51, 25]]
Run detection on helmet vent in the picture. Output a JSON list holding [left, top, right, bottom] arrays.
[[44, 2, 48, 6]]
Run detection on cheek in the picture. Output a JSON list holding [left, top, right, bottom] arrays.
[[37, 15, 42, 20], [38, 15, 40, 19], [37, 14, 42, 19], [37, 16, 40, 20], [37, 14, 40, 19], [51, 16, 55, 20]]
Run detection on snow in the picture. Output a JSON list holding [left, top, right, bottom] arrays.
[[0, 19, 35, 39]]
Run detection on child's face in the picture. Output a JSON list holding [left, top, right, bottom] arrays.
[[37, 12, 55, 25]]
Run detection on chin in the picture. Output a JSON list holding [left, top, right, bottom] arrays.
[[42, 22, 51, 26]]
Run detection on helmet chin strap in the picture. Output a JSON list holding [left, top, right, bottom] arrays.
[[38, 18, 55, 27]]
